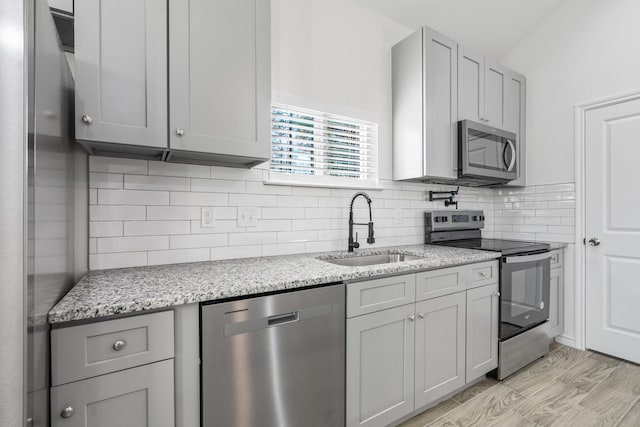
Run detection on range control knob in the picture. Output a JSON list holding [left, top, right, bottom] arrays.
[[481, 215, 485, 221], [434, 217, 441, 223], [472, 216, 478, 221]]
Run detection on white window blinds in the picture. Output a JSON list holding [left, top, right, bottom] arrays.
[[270, 104, 378, 187]]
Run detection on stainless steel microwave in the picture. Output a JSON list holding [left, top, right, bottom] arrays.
[[458, 120, 518, 184]]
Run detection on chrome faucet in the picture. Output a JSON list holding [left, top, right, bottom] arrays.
[[348, 192, 375, 252]]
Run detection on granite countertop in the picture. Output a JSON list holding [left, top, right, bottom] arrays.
[[48, 245, 499, 324]]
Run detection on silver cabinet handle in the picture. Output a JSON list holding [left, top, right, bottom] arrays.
[[588, 238, 601, 246], [479, 272, 487, 278], [408, 315, 415, 322], [176, 128, 185, 136], [113, 340, 126, 351], [494, 292, 501, 297], [81, 115, 92, 125], [417, 313, 424, 319], [60, 406, 74, 418]]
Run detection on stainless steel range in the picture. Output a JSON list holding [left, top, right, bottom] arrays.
[[425, 210, 551, 380]]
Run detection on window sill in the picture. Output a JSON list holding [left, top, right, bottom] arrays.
[[265, 173, 381, 191]]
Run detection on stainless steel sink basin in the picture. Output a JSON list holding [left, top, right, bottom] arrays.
[[322, 253, 424, 267]]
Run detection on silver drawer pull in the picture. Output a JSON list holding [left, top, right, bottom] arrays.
[[61, 406, 74, 418], [408, 315, 415, 322], [479, 272, 487, 278], [417, 313, 425, 319], [81, 114, 92, 124], [113, 340, 127, 351], [494, 292, 501, 297]]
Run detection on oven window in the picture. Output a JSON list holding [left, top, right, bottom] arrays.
[[501, 258, 550, 339]]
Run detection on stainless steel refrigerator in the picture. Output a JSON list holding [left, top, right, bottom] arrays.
[[0, 1, 87, 425]]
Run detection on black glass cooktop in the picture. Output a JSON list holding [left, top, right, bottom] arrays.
[[435, 238, 550, 256]]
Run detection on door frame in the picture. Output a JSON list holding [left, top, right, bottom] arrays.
[[574, 89, 640, 351]]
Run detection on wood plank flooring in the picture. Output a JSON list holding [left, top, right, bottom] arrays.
[[399, 343, 640, 427]]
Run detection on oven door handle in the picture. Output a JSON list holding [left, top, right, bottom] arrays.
[[503, 252, 551, 264]]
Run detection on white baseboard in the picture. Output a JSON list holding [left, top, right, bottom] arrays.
[[554, 335, 577, 349]]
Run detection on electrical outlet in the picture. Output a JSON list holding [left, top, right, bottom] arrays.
[[201, 207, 215, 228], [394, 208, 403, 225], [238, 207, 259, 227]]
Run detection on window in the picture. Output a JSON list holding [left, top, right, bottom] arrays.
[[269, 104, 378, 188]]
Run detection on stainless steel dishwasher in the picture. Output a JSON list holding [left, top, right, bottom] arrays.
[[201, 283, 345, 427]]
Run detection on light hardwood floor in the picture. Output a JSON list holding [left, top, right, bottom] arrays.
[[399, 342, 640, 427]]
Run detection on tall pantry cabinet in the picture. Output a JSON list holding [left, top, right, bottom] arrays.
[[74, 0, 271, 166]]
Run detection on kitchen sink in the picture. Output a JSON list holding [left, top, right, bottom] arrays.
[[322, 253, 424, 267]]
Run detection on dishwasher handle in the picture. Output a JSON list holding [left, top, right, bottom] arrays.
[[268, 311, 299, 326]]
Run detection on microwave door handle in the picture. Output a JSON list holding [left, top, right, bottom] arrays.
[[503, 252, 551, 264], [505, 139, 517, 172]]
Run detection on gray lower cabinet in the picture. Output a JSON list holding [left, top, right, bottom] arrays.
[[50, 311, 176, 426], [549, 249, 565, 338], [75, 0, 168, 151], [50, 360, 174, 427], [346, 304, 416, 427], [465, 283, 499, 382], [346, 261, 499, 427], [414, 292, 466, 408]]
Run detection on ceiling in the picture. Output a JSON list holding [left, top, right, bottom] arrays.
[[354, 0, 564, 60]]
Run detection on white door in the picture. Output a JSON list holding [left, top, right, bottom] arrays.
[[585, 97, 640, 364]]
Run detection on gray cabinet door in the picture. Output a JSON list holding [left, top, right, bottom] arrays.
[[503, 71, 527, 186], [346, 304, 415, 427], [75, 0, 167, 148], [169, 0, 270, 160], [423, 27, 458, 179], [466, 283, 499, 382], [549, 267, 564, 338], [50, 359, 174, 427], [457, 47, 484, 123], [414, 292, 466, 409], [483, 59, 508, 129]]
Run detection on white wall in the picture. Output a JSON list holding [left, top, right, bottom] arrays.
[[272, 0, 411, 179], [502, 0, 640, 185]]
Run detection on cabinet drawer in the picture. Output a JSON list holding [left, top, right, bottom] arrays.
[[415, 266, 466, 301], [467, 260, 499, 289], [52, 311, 174, 386], [550, 249, 563, 269], [347, 274, 416, 318]]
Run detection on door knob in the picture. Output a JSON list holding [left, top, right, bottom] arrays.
[[60, 406, 74, 418], [588, 238, 601, 246]]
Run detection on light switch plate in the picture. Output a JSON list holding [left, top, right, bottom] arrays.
[[201, 207, 215, 228], [238, 207, 259, 227]]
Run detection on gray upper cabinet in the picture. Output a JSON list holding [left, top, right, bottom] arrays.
[[75, 0, 271, 166], [168, 0, 270, 166], [392, 27, 458, 181], [502, 71, 527, 186], [74, 0, 167, 152], [458, 48, 509, 129]]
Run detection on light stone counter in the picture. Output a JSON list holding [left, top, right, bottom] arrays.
[[49, 244, 499, 324]]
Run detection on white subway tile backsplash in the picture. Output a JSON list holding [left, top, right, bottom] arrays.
[[169, 192, 228, 206], [90, 172, 123, 189], [170, 234, 228, 249], [90, 221, 123, 238], [125, 175, 191, 192], [210, 245, 262, 261], [97, 236, 169, 253], [88, 156, 576, 270], [98, 189, 169, 206], [90, 205, 146, 221], [229, 232, 277, 246], [90, 157, 148, 175], [90, 252, 148, 269], [148, 248, 210, 266], [124, 221, 191, 236], [147, 206, 201, 220], [191, 178, 246, 194], [148, 161, 210, 178]]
